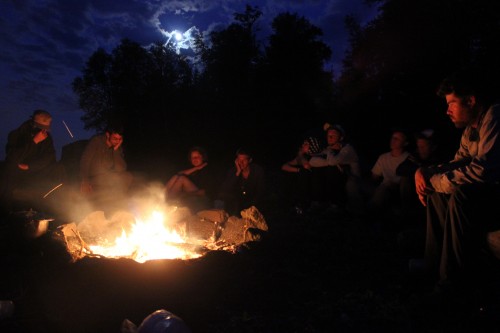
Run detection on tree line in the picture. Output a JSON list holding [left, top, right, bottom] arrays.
[[72, 0, 500, 173]]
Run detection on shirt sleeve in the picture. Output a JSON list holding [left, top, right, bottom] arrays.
[[326, 144, 358, 166], [430, 105, 500, 193], [112, 147, 127, 172]]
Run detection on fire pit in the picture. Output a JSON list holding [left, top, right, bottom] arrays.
[[52, 205, 268, 263]]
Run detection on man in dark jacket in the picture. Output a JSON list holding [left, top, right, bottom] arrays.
[[217, 148, 265, 216], [0, 109, 65, 211], [79, 122, 133, 212]]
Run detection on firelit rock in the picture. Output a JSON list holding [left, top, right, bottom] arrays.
[[220, 216, 247, 245], [185, 214, 218, 241], [240, 206, 268, 231], [196, 209, 229, 224], [218, 206, 268, 245]]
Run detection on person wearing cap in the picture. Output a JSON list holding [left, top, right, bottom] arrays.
[[309, 123, 364, 214], [0, 109, 64, 211], [281, 136, 323, 214]]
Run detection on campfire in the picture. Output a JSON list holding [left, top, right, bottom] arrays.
[[51, 205, 268, 263], [86, 209, 203, 262]]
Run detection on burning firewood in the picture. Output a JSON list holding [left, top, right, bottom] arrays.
[[50, 205, 268, 263]]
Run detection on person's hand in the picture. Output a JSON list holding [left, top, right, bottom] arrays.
[[113, 139, 122, 151], [80, 180, 93, 195], [17, 163, 29, 170], [33, 129, 48, 144], [303, 161, 312, 170], [330, 143, 342, 151], [415, 168, 433, 206], [235, 158, 242, 176]]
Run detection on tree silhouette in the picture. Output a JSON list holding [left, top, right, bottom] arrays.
[[258, 11, 334, 160], [72, 6, 339, 166], [72, 38, 195, 166], [338, 0, 500, 160], [72, 48, 113, 132]]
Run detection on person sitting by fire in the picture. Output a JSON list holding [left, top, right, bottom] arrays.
[[366, 128, 411, 226], [309, 123, 364, 214], [79, 121, 133, 211], [396, 128, 449, 223], [216, 147, 265, 216], [164, 146, 217, 212], [280, 135, 323, 214], [0, 109, 66, 212]]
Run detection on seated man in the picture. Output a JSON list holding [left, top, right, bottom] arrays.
[[0, 109, 65, 212], [216, 148, 265, 216], [79, 122, 133, 212], [415, 68, 500, 303], [280, 136, 322, 213]]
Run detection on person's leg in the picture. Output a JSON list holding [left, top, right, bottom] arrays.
[[280, 172, 301, 210], [178, 176, 199, 194], [296, 171, 313, 209], [440, 184, 500, 286], [324, 166, 348, 207], [310, 167, 326, 204], [166, 175, 199, 200], [165, 175, 179, 192], [368, 183, 393, 217], [424, 191, 448, 281], [345, 176, 365, 215], [166, 175, 187, 199], [400, 176, 417, 218]]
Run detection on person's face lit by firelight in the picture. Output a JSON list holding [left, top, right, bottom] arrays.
[[190, 150, 204, 167], [445, 93, 476, 129], [327, 129, 342, 146], [106, 132, 123, 149], [236, 153, 252, 171]]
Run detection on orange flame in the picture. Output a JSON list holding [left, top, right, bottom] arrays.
[[89, 210, 202, 263]]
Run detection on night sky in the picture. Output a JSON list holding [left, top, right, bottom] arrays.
[[0, 0, 378, 160]]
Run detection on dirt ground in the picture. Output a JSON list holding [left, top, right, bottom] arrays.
[[1, 196, 500, 333]]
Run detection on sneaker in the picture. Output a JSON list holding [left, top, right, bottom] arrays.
[[294, 206, 304, 215]]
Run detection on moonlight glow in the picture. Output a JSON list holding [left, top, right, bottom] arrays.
[[161, 26, 200, 54]]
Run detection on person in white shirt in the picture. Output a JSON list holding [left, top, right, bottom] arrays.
[[367, 128, 410, 220]]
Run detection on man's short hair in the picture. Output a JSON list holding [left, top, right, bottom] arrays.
[[105, 121, 124, 136], [437, 67, 497, 106], [235, 147, 252, 159]]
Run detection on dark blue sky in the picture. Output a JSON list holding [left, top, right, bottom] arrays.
[[0, 0, 378, 160]]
